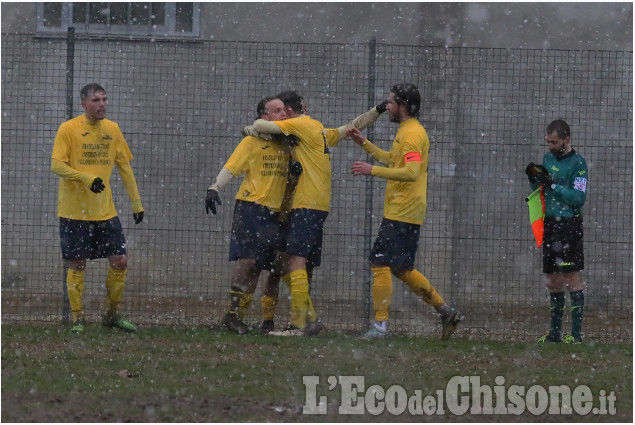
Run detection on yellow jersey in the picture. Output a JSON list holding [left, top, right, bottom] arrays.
[[51, 115, 133, 221], [224, 136, 291, 211], [381, 118, 429, 225], [275, 115, 332, 212]]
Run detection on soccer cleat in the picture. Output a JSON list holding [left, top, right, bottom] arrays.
[[537, 333, 562, 343], [71, 315, 86, 333], [361, 327, 389, 340], [268, 325, 303, 337], [304, 320, 325, 337], [441, 308, 461, 340], [222, 312, 249, 335], [563, 334, 582, 344], [261, 320, 274, 334], [71, 322, 85, 333], [102, 313, 137, 332]]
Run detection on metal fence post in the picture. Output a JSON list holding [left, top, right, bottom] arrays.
[[362, 37, 378, 330], [61, 26, 75, 325]]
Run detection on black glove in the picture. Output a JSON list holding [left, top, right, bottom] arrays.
[[205, 189, 222, 215], [133, 211, 144, 224], [534, 172, 554, 188], [272, 133, 300, 146], [525, 162, 539, 183], [289, 160, 303, 178], [90, 177, 105, 193], [525, 163, 553, 187], [375, 100, 389, 113]]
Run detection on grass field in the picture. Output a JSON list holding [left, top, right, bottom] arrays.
[[2, 323, 632, 422]]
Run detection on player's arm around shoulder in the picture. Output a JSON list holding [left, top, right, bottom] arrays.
[[253, 119, 283, 134]]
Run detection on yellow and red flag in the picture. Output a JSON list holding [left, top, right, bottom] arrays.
[[526, 187, 545, 247]]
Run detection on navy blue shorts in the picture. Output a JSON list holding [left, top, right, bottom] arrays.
[[282, 208, 328, 268], [369, 218, 420, 270], [543, 216, 584, 273], [229, 200, 281, 270], [60, 217, 127, 260]]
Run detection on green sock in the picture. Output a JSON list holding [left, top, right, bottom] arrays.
[[570, 290, 584, 340], [549, 291, 566, 338]]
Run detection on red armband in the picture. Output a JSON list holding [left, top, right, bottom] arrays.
[[404, 152, 421, 163]]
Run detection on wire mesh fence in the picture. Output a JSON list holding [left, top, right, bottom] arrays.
[[1, 33, 632, 342]]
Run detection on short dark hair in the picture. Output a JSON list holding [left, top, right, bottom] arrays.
[[546, 119, 571, 139], [276, 90, 303, 113], [256, 96, 279, 118], [80, 83, 106, 100], [391, 83, 421, 117]]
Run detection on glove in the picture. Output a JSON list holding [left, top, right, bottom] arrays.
[[89, 177, 105, 193], [534, 172, 554, 188], [375, 100, 389, 113], [272, 133, 300, 146], [525, 163, 553, 187], [205, 189, 222, 215], [525, 162, 538, 183], [133, 211, 144, 224], [288, 160, 303, 178]]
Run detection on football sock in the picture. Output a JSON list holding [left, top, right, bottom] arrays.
[[228, 286, 244, 315], [66, 268, 85, 323], [237, 292, 253, 319], [261, 296, 278, 321], [371, 266, 392, 322], [400, 269, 445, 310], [549, 291, 566, 338], [569, 290, 584, 339], [288, 270, 309, 330], [306, 287, 317, 323], [105, 266, 127, 316]]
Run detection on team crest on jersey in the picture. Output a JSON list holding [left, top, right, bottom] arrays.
[[573, 177, 587, 192]]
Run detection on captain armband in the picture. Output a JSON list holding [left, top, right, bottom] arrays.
[[404, 152, 421, 163]]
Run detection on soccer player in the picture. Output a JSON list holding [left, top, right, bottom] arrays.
[[51, 83, 144, 333], [244, 91, 385, 336], [525, 119, 588, 344], [347, 83, 461, 340], [205, 96, 300, 335]]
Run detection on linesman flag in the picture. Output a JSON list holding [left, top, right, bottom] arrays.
[[525, 187, 545, 247]]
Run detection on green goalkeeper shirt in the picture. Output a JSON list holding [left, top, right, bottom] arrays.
[[530, 149, 588, 218]]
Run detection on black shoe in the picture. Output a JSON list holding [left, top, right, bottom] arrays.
[[441, 308, 461, 340], [222, 312, 249, 335], [304, 320, 325, 337], [261, 320, 274, 334]]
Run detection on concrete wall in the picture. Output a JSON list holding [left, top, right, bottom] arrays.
[[2, 2, 632, 50]]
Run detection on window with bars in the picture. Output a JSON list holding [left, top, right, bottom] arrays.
[[37, 2, 199, 37]]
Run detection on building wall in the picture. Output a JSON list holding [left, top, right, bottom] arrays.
[[2, 2, 632, 50]]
